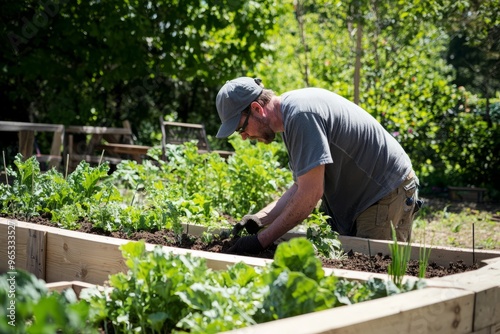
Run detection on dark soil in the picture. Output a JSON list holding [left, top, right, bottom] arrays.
[[8, 214, 479, 278]]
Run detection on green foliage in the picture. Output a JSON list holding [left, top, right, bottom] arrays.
[[0, 155, 120, 229], [387, 224, 412, 288], [0, 270, 96, 333], [80, 238, 422, 332], [418, 244, 432, 279], [254, 0, 499, 196], [84, 241, 209, 332], [0, 155, 42, 217], [1, 0, 498, 195], [304, 209, 345, 259], [0, 139, 292, 236], [225, 137, 293, 218], [1, 0, 284, 150], [429, 110, 500, 190]]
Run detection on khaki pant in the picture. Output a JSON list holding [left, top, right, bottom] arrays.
[[355, 173, 420, 242]]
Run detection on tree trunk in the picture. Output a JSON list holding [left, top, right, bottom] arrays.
[[294, 0, 310, 87], [354, 23, 362, 105]]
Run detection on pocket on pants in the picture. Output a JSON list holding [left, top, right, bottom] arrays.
[[375, 204, 389, 227], [374, 190, 399, 226]]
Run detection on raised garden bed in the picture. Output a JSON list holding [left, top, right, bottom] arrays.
[[3, 217, 499, 283], [8, 217, 495, 334]]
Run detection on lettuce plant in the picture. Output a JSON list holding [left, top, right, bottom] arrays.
[[0, 270, 95, 334], [81, 238, 424, 333]]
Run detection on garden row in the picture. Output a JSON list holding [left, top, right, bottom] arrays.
[[1, 218, 499, 333], [1, 143, 500, 332]]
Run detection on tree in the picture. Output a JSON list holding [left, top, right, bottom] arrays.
[[1, 0, 283, 145], [255, 0, 499, 194], [445, 1, 500, 126]]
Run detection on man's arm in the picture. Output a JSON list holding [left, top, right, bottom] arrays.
[[257, 164, 325, 248], [252, 184, 298, 226]]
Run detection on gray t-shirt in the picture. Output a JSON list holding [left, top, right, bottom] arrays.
[[281, 88, 412, 235]]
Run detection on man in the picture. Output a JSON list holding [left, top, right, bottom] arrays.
[[216, 77, 420, 255]]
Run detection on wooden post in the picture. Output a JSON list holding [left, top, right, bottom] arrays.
[[26, 229, 46, 280], [48, 130, 64, 169], [18, 130, 34, 159]]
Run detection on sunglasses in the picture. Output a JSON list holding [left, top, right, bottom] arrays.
[[236, 111, 251, 134]]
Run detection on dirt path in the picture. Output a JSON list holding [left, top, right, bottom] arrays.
[[412, 196, 500, 250]]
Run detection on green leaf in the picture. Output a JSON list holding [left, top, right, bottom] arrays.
[[272, 238, 324, 282]]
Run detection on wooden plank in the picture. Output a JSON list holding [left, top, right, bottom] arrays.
[[50, 131, 63, 156], [26, 229, 46, 280], [44, 230, 129, 284], [162, 121, 205, 129], [48, 130, 64, 169], [0, 121, 64, 132], [35, 155, 62, 164], [65, 125, 133, 135], [212, 149, 234, 159], [428, 260, 500, 331], [0, 219, 30, 274], [68, 153, 124, 165], [4, 218, 500, 334], [46, 281, 96, 295], [224, 287, 474, 334], [1, 219, 389, 284], [448, 187, 487, 203], [281, 231, 500, 266], [18, 130, 34, 158], [473, 286, 500, 331], [184, 223, 500, 267], [94, 143, 151, 155]]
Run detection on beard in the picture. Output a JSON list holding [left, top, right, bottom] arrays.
[[252, 115, 276, 144]]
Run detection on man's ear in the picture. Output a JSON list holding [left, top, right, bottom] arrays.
[[251, 101, 264, 115]]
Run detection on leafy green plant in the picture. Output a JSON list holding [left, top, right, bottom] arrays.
[[0, 155, 43, 217], [0, 270, 96, 334], [304, 209, 345, 259], [81, 238, 423, 333]]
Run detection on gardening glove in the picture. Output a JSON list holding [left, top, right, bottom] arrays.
[[231, 214, 263, 237], [227, 235, 264, 255]]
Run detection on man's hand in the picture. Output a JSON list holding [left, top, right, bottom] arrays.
[[227, 235, 264, 255], [231, 215, 263, 236]]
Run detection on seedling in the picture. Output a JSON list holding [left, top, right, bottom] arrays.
[[305, 210, 345, 260], [387, 223, 412, 288]]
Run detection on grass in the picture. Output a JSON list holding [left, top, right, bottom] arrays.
[[411, 196, 500, 250]]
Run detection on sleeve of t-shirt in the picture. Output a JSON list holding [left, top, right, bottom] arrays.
[[286, 111, 333, 177]]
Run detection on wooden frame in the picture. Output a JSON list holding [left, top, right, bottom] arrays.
[[63, 122, 149, 171], [159, 119, 211, 153], [448, 186, 487, 203], [0, 121, 64, 170], [46, 281, 96, 295], [283, 230, 500, 267], [159, 118, 233, 160], [1, 218, 499, 334], [1, 218, 499, 283]]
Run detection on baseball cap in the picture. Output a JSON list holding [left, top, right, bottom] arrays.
[[215, 77, 263, 138]]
